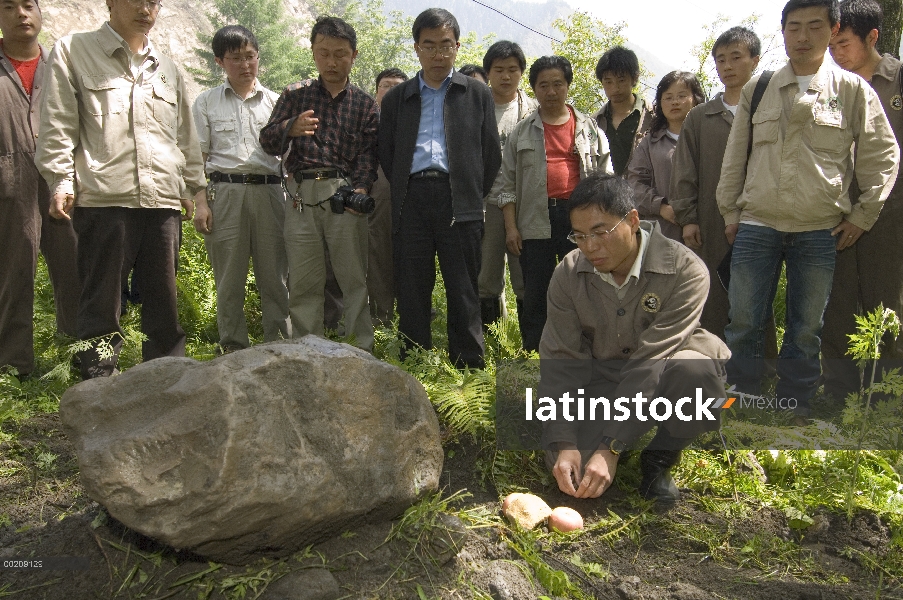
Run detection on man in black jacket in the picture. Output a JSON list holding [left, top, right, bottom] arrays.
[[378, 8, 501, 369]]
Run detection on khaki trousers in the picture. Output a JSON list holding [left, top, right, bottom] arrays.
[[285, 178, 372, 351], [478, 202, 524, 306], [205, 182, 290, 348]]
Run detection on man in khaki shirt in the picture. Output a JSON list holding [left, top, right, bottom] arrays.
[[36, 0, 206, 378], [716, 0, 898, 416], [192, 25, 289, 353], [822, 0, 903, 399], [540, 173, 729, 504]]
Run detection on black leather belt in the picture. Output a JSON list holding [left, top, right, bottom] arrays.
[[294, 169, 343, 182], [209, 171, 281, 185], [410, 169, 449, 180], [548, 197, 568, 207]]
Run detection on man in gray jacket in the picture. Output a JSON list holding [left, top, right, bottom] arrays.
[[540, 173, 729, 504], [0, 0, 79, 378]]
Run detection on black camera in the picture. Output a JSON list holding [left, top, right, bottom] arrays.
[[329, 186, 375, 214]]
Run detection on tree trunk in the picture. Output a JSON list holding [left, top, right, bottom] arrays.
[[878, 0, 903, 58]]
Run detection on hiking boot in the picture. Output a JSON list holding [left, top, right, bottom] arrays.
[[639, 449, 682, 504]]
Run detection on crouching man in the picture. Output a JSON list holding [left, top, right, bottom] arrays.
[[540, 173, 729, 504]]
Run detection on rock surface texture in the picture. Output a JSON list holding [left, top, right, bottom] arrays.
[[61, 337, 443, 564]]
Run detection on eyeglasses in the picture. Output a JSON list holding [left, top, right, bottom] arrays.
[[416, 44, 458, 58], [125, 0, 162, 10], [223, 54, 259, 66], [567, 213, 630, 245]]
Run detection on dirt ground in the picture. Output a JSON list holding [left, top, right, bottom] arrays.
[[2, 412, 902, 600]]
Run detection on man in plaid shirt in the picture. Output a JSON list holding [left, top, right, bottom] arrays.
[[260, 16, 379, 351]]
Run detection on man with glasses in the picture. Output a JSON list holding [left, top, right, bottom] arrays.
[[192, 25, 289, 354], [540, 173, 729, 504], [378, 8, 501, 369], [36, 0, 205, 378]]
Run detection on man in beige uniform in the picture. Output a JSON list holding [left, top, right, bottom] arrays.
[[192, 25, 289, 352], [37, 0, 206, 378], [823, 0, 903, 398], [540, 173, 729, 504]]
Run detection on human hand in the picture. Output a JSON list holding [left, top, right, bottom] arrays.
[[552, 448, 583, 496], [505, 225, 523, 256], [574, 449, 619, 498], [344, 188, 369, 216], [50, 192, 74, 220], [660, 203, 678, 225], [180, 196, 195, 222], [682, 224, 702, 250], [193, 190, 212, 234], [831, 219, 864, 251], [288, 109, 319, 137], [725, 223, 739, 245]]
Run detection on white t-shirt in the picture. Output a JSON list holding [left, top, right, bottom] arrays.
[[722, 98, 738, 116]]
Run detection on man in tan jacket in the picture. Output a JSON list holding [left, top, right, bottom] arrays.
[[716, 0, 898, 417], [540, 173, 729, 504], [36, 0, 206, 378]]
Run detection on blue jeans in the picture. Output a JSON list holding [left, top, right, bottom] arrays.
[[725, 225, 836, 412]]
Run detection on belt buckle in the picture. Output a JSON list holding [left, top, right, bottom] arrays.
[[314, 170, 331, 180]]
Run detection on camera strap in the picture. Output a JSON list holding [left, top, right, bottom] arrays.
[[280, 116, 356, 211]]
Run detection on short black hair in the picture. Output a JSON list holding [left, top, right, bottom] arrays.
[[782, 0, 840, 28], [838, 0, 883, 39], [310, 16, 357, 52], [712, 26, 762, 59], [528, 55, 573, 88], [212, 25, 259, 60], [482, 40, 527, 73], [595, 46, 640, 82], [375, 67, 408, 88], [459, 64, 488, 82], [568, 172, 636, 218], [651, 70, 706, 133], [412, 8, 460, 43]]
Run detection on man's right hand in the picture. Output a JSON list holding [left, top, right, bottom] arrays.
[[193, 189, 213, 235], [288, 109, 319, 137], [683, 224, 702, 250], [505, 225, 522, 256], [553, 447, 619, 498], [50, 192, 74, 220], [725, 223, 739, 245]]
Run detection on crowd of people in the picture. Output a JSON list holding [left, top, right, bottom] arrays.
[[2, 0, 902, 501]]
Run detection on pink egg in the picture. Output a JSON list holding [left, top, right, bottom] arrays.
[[548, 506, 584, 532]]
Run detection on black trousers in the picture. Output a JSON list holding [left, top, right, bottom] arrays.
[[73, 207, 185, 379], [394, 178, 484, 369], [519, 204, 577, 352]]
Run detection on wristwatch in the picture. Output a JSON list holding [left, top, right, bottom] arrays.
[[599, 436, 627, 455]]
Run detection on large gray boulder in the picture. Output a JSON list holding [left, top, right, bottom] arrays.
[[60, 337, 443, 564]]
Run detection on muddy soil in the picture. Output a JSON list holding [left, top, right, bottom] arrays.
[[1, 413, 900, 600]]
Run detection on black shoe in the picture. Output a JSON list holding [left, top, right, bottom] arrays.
[[480, 297, 501, 329], [639, 449, 682, 504]]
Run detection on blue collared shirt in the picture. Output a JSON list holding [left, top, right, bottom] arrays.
[[410, 71, 452, 174]]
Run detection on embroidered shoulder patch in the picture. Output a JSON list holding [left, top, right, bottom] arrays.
[[641, 293, 661, 313], [892, 95, 903, 111]]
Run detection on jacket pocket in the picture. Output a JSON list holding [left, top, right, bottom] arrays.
[[152, 79, 178, 129], [751, 108, 781, 146], [809, 112, 850, 153], [81, 74, 127, 115], [211, 118, 237, 153]]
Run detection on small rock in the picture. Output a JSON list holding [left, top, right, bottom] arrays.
[[486, 560, 539, 600], [502, 493, 552, 531], [426, 513, 469, 564], [669, 581, 709, 599], [262, 568, 340, 600]]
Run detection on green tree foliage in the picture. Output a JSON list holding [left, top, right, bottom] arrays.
[[191, 0, 309, 92], [456, 31, 497, 71], [550, 11, 628, 115]]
